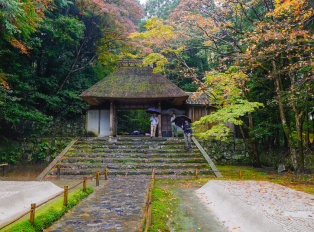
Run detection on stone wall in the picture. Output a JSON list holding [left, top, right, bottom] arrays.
[[0, 116, 85, 164], [20, 137, 74, 163], [198, 137, 250, 165], [16, 116, 86, 137], [0, 137, 74, 164]]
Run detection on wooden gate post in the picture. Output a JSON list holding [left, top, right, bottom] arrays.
[[63, 186, 68, 207], [30, 203, 36, 226], [96, 172, 100, 186], [83, 177, 87, 192], [57, 166, 60, 180]]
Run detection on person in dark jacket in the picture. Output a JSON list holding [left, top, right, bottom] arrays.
[[181, 120, 192, 150]]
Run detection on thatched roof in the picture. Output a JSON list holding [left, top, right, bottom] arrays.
[[80, 67, 189, 105], [186, 92, 214, 105]]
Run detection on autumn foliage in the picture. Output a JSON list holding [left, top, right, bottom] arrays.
[[130, 0, 314, 171]]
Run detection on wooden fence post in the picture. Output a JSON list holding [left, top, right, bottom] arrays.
[[96, 172, 99, 187], [63, 186, 68, 207], [239, 169, 242, 179], [2, 166, 5, 177], [83, 177, 87, 192], [105, 168, 108, 180], [57, 166, 60, 180], [30, 203, 36, 226]]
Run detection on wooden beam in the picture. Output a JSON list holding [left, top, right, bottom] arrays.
[[192, 137, 223, 178]]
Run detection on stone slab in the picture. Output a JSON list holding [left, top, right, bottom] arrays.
[[0, 181, 63, 225], [196, 180, 314, 232]]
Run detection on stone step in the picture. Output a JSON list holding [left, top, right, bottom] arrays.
[[72, 144, 193, 149], [76, 140, 186, 146], [46, 174, 214, 180], [49, 168, 212, 176], [80, 137, 172, 142], [56, 162, 208, 170], [65, 153, 203, 159], [60, 157, 206, 164], [68, 148, 200, 154]]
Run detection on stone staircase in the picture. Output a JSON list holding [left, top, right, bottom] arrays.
[[48, 137, 213, 179]]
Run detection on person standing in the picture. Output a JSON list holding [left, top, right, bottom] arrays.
[[170, 113, 177, 137], [182, 119, 192, 150], [150, 113, 159, 138]]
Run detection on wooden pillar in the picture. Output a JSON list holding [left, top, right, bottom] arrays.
[[98, 110, 101, 136], [114, 104, 118, 136], [192, 106, 195, 123], [158, 101, 162, 137], [110, 100, 114, 137], [187, 106, 192, 119]]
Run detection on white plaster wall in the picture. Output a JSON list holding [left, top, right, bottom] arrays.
[[100, 110, 110, 136], [87, 110, 99, 136]]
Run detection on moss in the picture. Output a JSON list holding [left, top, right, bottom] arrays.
[[80, 67, 187, 99], [146, 187, 179, 232], [86, 131, 98, 137], [1, 187, 93, 232]]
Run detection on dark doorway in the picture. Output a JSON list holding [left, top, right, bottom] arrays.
[[117, 110, 151, 135]]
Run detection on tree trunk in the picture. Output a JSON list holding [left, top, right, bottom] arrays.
[[305, 112, 310, 149], [269, 126, 274, 149], [239, 125, 254, 162], [272, 60, 298, 170], [296, 116, 304, 172], [248, 112, 261, 167], [276, 127, 280, 147]]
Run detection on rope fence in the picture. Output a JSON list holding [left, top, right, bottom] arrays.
[[0, 167, 109, 231]]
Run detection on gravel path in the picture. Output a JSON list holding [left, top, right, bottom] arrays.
[[48, 177, 149, 232], [0, 181, 63, 225], [196, 181, 314, 232]]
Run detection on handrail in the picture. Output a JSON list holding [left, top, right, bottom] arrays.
[[0, 171, 103, 231], [191, 137, 223, 178], [144, 169, 155, 232], [0, 163, 8, 167], [36, 137, 79, 180]]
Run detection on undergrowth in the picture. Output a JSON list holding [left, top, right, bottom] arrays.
[[1, 187, 93, 232]]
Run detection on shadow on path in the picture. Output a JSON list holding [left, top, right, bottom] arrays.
[[171, 188, 228, 232]]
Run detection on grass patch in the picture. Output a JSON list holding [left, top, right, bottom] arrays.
[[146, 186, 179, 232], [1, 187, 93, 232]]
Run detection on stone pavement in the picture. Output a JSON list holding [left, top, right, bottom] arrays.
[[197, 181, 314, 232], [48, 177, 149, 232]]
